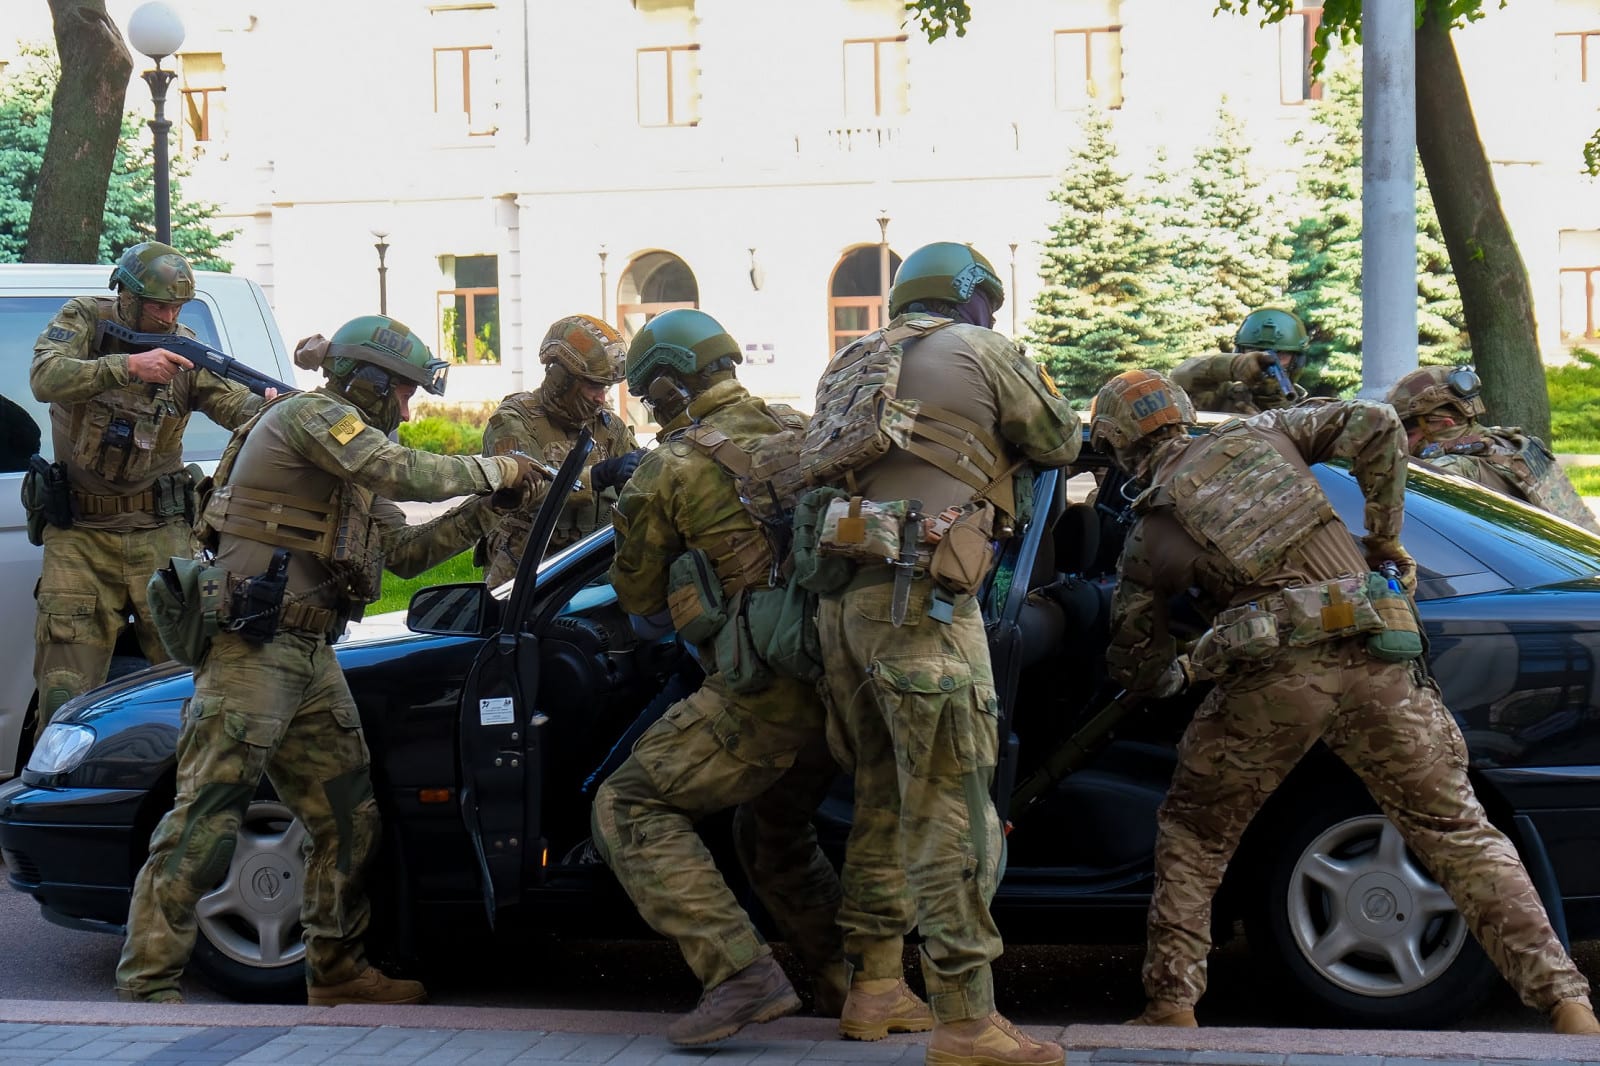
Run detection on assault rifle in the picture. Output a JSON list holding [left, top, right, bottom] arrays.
[[95, 320, 296, 397]]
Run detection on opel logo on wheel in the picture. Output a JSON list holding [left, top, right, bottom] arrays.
[[1363, 889, 1396, 921], [252, 868, 283, 900]]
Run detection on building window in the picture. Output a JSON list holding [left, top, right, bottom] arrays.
[[178, 52, 226, 143], [1556, 31, 1600, 82], [1560, 267, 1600, 341], [1053, 27, 1123, 110], [828, 246, 903, 355], [437, 255, 500, 365], [637, 45, 700, 127], [842, 36, 908, 120], [434, 44, 495, 136], [1279, 3, 1325, 104]]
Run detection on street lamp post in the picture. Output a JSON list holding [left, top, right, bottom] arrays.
[[370, 229, 390, 315], [598, 246, 609, 322], [1008, 243, 1019, 336], [876, 212, 891, 327], [127, 3, 186, 246]]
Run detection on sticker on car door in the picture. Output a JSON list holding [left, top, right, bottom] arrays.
[[479, 697, 514, 726]]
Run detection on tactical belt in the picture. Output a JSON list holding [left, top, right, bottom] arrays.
[[73, 488, 155, 516], [279, 601, 337, 637]]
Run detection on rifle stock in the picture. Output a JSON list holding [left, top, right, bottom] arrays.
[[95, 320, 295, 397]]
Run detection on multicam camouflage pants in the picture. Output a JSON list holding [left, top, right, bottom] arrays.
[[33, 521, 190, 737], [817, 573, 1003, 1023], [115, 629, 380, 999], [1144, 638, 1592, 1012], [590, 672, 845, 991]]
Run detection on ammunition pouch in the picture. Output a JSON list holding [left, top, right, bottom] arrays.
[[1191, 603, 1282, 680], [927, 501, 996, 597], [228, 547, 291, 646], [147, 556, 232, 665], [151, 465, 200, 523], [21, 454, 72, 546], [1364, 571, 1424, 663], [667, 548, 731, 647], [817, 496, 908, 564], [1265, 575, 1384, 647], [328, 492, 383, 603]]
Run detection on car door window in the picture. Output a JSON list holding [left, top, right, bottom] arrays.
[[0, 294, 229, 461]]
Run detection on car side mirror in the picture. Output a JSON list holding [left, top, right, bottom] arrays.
[[406, 582, 497, 637]]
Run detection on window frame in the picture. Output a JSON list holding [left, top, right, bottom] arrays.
[[841, 35, 909, 119], [437, 255, 501, 366], [1051, 25, 1124, 111], [433, 43, 496, 137], [1556, 30, 1600, 82], [1278, 5, 1326, 106], [1559, 265, 1600, 341], [635, 43, 701, 127]]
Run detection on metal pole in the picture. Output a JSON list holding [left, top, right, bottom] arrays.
[[1009, 242, 1019, 336], [877, 214, 891, 325], [598, 247, 609, 322], [142, 62, 177, 245], [374, 239, 390, 315], [1360, 0, 1418, 399]]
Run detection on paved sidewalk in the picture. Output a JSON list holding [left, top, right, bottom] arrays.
[[0, 1004, 1597, 1066]]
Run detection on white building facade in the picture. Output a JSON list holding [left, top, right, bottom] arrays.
[[6, 0, 1600, 420]]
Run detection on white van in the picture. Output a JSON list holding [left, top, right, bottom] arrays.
[[0, 264, 295, 780]]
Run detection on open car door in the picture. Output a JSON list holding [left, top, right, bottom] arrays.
[[457, 430, 594, 927]]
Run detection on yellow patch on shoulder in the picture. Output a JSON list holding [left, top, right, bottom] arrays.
[[1036, 363, 1063, 399], [328, 413, 364, 445]]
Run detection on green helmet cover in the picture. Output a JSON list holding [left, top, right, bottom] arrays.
[[625, 308, 741, 394], [109, 242, 195, 302], [327, 315, 450, 397], [1234, 308, 1308, 353], [888, 242, 1005, 318]]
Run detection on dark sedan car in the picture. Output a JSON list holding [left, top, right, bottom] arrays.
[[5, 438, 1600, 1028]]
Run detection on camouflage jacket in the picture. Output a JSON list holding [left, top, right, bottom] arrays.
[[479, 384, 637, 582], [1421, 426, 1600, 535], [30, 295, 264, 528], [1170, 352, 1302, 416], [1106, 400, 1407, 693]]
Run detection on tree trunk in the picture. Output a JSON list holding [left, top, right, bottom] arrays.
[[1414, 3, 1550, 441], [24, 0, 132, 264]]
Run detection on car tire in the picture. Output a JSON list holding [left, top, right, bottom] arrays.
[[188, 798, 309, 1003], [1243, 794, 1500, 1028]]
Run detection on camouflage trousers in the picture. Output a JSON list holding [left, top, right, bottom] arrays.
[[590, 671, 846, 991], [1144, 638, 1592, 1013], [33, 521, 190, 737], [817, 573, 1004, 1023], [115, 629, 380, 999]]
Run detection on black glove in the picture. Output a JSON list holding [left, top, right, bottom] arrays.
[[592, 448, 646, 491]]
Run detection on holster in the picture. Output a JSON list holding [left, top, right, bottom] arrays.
[[230, 548, 291, 645], [21, 453, 72, 546]]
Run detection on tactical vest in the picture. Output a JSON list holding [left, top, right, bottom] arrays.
[[1143, 420, 1336, 589], [1464, 430, 1596, 528], [198, 394, 383, 605], [798, 316, 1019, 519]]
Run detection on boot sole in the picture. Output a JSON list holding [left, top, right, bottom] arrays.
[[668, 989, 802, 1046], [840, 1015, 936, 1041], [307, 990, 428, 1007], [926, 1050, 1064, 1066]]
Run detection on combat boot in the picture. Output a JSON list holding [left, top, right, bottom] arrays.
[[926, 1012, 1064, 1066], [840, 978, 934, 1040], [307, 966, 427, 1006], [116, 988, 183, 1004], [1124, 1000, 1198, 1027], [667, 954, 801, 1046], [1552, 998, 1600, 1034]]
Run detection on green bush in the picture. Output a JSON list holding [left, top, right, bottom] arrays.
[[369, 551, 482, 616], [399, 416, 483, 456], [1547, 349, 1600, 453], [1567, 467, 1600, 497]]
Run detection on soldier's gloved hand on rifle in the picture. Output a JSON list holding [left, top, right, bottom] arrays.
[[1149, 655, 1192, 700], [590, 448, 648, 491], [1361, 534, 1417, 594], [1229, 351, 1277, 383], [128, 348, 194, 386]]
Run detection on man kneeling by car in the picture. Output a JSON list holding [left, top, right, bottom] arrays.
[[1093, 369, 1600, 1036], [115, 315, 544, 1005]]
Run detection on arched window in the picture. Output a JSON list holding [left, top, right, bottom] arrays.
[[616, 252, 699, 429], [827, 244, 901, 355]]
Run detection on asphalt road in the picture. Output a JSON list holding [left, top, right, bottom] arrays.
[[3, 855, 1596, 1032]]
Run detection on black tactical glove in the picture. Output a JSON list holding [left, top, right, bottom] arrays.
[[591, 448, 647, 491]]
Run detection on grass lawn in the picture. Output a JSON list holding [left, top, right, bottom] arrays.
[[369, 552, 481, 616], [1567, 467, 1600, 498]]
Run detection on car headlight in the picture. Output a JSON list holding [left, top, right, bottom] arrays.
[[27, 724, 95, 774]]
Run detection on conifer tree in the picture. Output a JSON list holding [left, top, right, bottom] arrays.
[[1027, 109, 1163, 404]]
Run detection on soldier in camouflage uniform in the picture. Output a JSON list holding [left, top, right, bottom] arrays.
[[1387, 364, 1600, 534], [115, 315, 544, 1005], [28, 243, 267, 739], [1171, 308, 1309, 415], [810, 244, 1079, 1066], [479, 315, 645, 584], [591, 309, 925, 1046], [1094, 369, 1600, 1035]]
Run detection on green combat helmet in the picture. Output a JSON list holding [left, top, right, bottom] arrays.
[[625, 308, 741, 425], [1235, 308, 1308, 361], [1386, 364, 1486, 424], [1089, 368, 1196, 475], [109, 241, 196, 303], [541, 315, 627, 427], [888, 242, 1005, 318], [323, 314, 451, 433]]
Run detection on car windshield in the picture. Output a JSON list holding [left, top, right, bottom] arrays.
[[0, 293, 228, 461]]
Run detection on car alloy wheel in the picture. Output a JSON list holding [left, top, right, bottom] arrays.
[[195, 799, 308, 971], [1285, 813, 1467, 998]]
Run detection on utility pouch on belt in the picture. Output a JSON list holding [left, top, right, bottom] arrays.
[[716, 589, 775, 695], [817, 496, 907, 564], [229, 548, 291, 646], [792, 487, 855, 594], [927, 501, 996, 597], [147, 556, 231, 665], [1364, 571, 1424, 662], [1192, 603, 1281, 679], [745, 583, 824, 685], [1278, 575, 1383, 647], [150, 466, 199, 522], [21, 454, 72, 546], [667, 548, 729, 646]]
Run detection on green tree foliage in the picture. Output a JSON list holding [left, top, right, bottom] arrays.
[[1546, 348, 1600, 451], [1026, 110, 1163, 404], [1287, 64, 1469, 394], [1140, 146, 1210, 356], [0, 47, 235, 267]]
